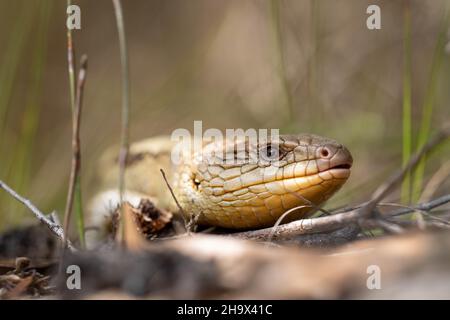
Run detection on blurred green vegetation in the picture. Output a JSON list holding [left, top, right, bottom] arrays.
[[0, 0, 449, 232], [411, 7, 449, 202], [0, 1, 52, 227]]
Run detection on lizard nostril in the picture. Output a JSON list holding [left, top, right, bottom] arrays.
[[320, 147, 330, 158]]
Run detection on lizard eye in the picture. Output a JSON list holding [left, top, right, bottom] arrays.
[[260, 143, 279, 161], [320, 147, 330, 158]]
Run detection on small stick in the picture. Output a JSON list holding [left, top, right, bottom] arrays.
[[66, 0, 76, 113], [112, 0, 130, 243], [419, 160, 450, 202], [0, 180, 76, 251], [186, 212, 200, 233], [160, 169, 190, 230], [63, 55, 88, 247], [288, 191, 332, 216], [370, 218, 405, 234], [390, 194, 450, 217], [267, 205, 311, 243], [379, 202, 449, 226]]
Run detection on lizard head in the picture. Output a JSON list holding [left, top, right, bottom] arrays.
[[174, 134, 353, 229]]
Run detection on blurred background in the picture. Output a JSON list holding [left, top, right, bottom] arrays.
[[0, 0, 449, 231]]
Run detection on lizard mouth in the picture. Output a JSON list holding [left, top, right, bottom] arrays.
[[325, 163, 352, 180], [322, 162, 352, 180], [330, 163, 352, 170], [316, 161, 352, 182]]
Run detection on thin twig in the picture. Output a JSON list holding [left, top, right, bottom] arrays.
[[390, 194, 450, 217], [66, 0, 76, 113], [112, 0, 130, 243], [186, 213, 201, 233], [0, 180, 76, 251], [63, 0, 86, 248], [419, 160, 450, 202], [63, 55, 87, 247], [267, 205, 311, 243], [289, 191, 333, 216], [160, 169, 190, 230], [379, 202, 449, 226], [366, 218, 405, 234], [378, 202, 427, 229]]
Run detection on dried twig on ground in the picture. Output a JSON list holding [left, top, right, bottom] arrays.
[[277, 224, 361, 247], [233, 205, 364, 241], [0, 180, 75, 251]]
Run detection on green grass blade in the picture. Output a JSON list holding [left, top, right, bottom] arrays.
[[412, 9, 449, 202], [401, 2, 412, 204]]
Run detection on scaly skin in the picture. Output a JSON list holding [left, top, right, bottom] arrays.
[[91, 134, 353, 230]]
